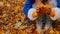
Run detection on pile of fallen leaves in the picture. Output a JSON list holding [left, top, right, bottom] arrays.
[[0, 0, 26, 34]]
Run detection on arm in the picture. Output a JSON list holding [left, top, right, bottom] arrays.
[[23, 0, 39, 21], [23, 0, 33, 16]]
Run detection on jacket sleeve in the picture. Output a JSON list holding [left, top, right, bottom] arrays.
[[57, 0, 60, 8], [23, 0, 33, 16], [50, 7, 60, 20], [28, 8, 37, 21]]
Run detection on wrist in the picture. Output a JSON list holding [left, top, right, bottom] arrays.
[[32, 11, 38, 18], [49, 10, 55, 17]]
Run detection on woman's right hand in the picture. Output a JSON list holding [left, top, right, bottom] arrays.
[[32, 11, 38, 18], [32, 7, 43, 17]]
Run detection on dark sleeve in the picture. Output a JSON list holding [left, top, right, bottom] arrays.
[[23, 0, 33, 16], [57, 0, 60, 8]]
